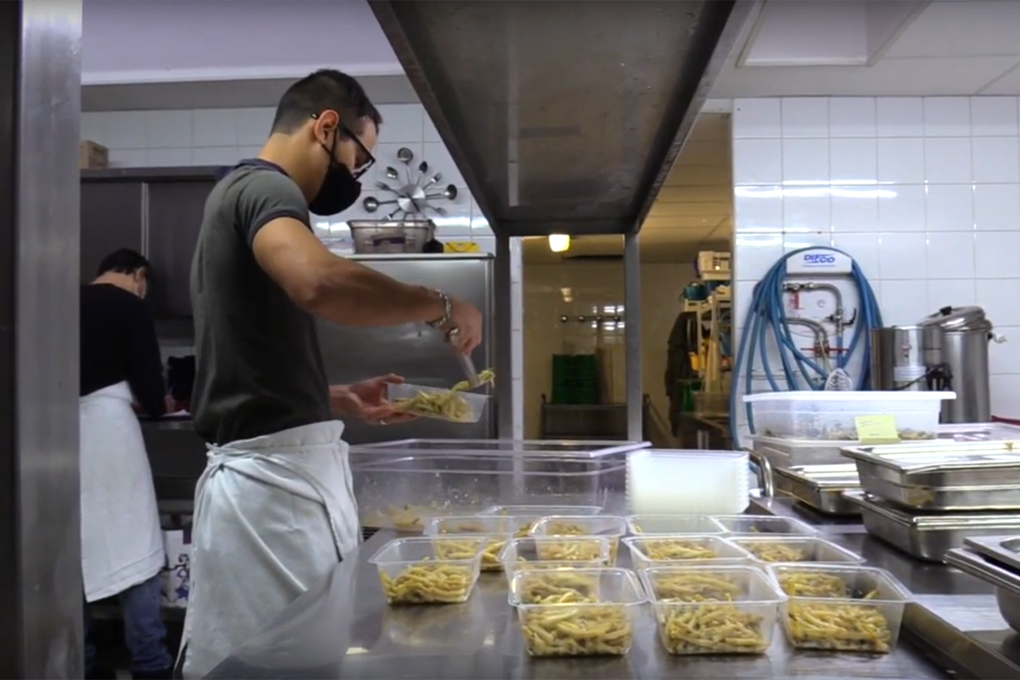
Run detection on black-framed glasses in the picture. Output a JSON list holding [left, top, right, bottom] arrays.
[[311, 112, 376, 179]]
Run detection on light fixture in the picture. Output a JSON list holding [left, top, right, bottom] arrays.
[[548, 234, 570, 253]]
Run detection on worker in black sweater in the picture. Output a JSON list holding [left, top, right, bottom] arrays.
[[80, 249, 174, 680]]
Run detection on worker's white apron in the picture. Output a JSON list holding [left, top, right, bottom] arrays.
[[177, 420, 360, 679], [80, 381, 164, 602]]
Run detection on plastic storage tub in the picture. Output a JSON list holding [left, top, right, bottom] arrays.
[[627, 450, 750, 515], [388, 383, 489, 423], [624, 535, 752, 571], [729, 536, 865, 565], [713, 515, 819, 537], [743, 391, 955, 441], [770, 563, 912, 652], [423, 516, 516, 572], [368, 537, 485, 605], [530, 515, 628, 564], [498, 536, 613, 585], [641, 565, 784, 655], [751, 422, 1020, 469], [351, 445, 628, 531], [625, 514, 727, 536], [509, 567, 647, 657]]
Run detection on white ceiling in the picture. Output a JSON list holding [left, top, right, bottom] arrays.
[[712, 1, 1020, 97]]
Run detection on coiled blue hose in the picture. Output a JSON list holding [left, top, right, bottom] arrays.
[[729, 247, 883, 443]]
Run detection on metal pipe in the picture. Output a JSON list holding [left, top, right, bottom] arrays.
[[624, 233, 643, 441], [787, 318, 831, 370], [786, 281, 846, 344]]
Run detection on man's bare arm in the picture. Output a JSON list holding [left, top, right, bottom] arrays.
[[252, 217, 445, 327]]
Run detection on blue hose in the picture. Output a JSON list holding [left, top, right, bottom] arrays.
[[729, 247, 883, 443]]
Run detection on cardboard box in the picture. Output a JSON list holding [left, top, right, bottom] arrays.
[[79, 140, 108, 169]]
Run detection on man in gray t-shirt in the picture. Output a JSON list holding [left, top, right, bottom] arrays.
[[181, 70, 482, 678]]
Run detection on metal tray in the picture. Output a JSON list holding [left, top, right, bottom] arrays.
[[773, 464, 861, 516], [963, 535, 1020, 576], [844, 490, 1020, 563], [842, 441, 1020, 511], [945, 546, 1020, 632]]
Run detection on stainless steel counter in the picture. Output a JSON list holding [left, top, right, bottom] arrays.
[[203, 494, 1020, 679]]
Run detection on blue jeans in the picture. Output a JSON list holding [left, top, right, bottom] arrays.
[[84, 574, 174, 674]]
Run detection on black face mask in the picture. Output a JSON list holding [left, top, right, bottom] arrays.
[[308, 133, 362, 216]]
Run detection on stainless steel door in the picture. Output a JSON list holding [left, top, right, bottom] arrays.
[[0, 1, 83, 676]]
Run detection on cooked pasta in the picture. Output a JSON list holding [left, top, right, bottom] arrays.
[[539, 522, 620, 562], [658, 603, 768, 655], [786, 601, 891, 652], [451, 369, 496, 392], [516, 572, 599, 605], [743, 542, 806, 563], [777, 572, 849, 598], [434, 537, 506, 571], [651, 573, 742, 602], [521, 606, 633, 657], [393, 390, 472, 421], [535, 539, 608, 564], [642, 539, 718, 561], [380, 561, 474, 604]]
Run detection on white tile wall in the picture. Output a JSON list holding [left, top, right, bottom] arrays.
[[732, 96, 1020, 421], [80, 105, 496, 251]]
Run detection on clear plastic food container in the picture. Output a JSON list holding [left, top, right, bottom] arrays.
[[624, 535, 752, 571], [770, 563, 912, 653], [730, 536, 864, 565], [388, 383, 489, 423], [712, 515, 819, 537], [423, 516, 516, 572], [479, 504, 603, 537], [368, 537, 484, 605], [626, 514, 727, 536], [352, 449, 623, 531], [743, 391, 955, 441], [498, 536, 613, 585], [530, 515, 628, 564], [641, 565, 785, 655], [509, 567, 647, 657]]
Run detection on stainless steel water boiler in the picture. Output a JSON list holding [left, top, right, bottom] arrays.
[[870, 325, 947, 392], [917, 306, 998, 423]]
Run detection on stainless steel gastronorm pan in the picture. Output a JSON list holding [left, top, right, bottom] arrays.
[[844, 491, 1020, 562], [842, 440, 1020, 511], [773, 464, 861, 516]]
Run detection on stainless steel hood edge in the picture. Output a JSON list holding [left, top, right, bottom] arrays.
[[369, 1, 752, 238]]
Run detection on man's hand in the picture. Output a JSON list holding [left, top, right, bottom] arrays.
[[329, 374, 415, 425], [445, 297, 483, 355]]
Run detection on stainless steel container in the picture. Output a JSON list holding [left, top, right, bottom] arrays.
[[918, 306, 995, 423], [845, 491, 1020, 562], [870, 325, 944, 391]]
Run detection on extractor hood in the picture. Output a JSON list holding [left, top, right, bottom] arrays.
[[369, 1, 751, 237]]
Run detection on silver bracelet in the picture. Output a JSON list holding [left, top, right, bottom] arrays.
[[426, 290, 452, 329]]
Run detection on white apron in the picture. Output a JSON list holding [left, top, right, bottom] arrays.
[[80, 381, 164, 602], [177, 420, 360, 679]]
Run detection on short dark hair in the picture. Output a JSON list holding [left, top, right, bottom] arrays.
[[97, 248, 151, 278], [271, 69, 382, 136]]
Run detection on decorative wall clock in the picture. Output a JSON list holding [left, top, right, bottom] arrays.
[[362, 146, 459, 220]]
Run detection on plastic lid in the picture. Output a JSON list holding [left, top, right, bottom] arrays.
[[743, 391, 956, 402], [628, 449, 748, 461], [918, 305, 993, 333]]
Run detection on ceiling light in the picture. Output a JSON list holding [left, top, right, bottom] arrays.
[[548, 234, 570, 253]]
